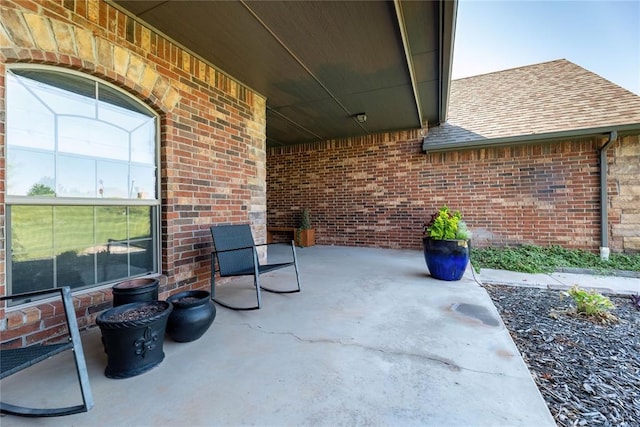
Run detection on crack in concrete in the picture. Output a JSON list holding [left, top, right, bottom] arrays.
[[224, 321, 525, 379]]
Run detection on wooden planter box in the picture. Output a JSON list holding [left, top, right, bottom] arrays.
[[296, 229, 315, 247]]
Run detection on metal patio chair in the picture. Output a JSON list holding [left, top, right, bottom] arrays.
[[210, 224, 301, 310], [0, 287, 93, 417]]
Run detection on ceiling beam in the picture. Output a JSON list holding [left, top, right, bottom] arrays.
[[240, 0, 369, 134], [266, 106, 324, 141]]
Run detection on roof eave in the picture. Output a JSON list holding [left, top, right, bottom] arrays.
[[437, 0, 457, 126], [422, 123, 640, 153]]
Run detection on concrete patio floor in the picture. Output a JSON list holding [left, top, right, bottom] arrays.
[[1, 245, 555, 426]]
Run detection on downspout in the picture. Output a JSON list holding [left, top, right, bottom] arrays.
[[599, 131, 617, 260]]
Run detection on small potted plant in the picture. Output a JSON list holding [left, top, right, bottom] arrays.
[[295, 208, 316, 247], [422, 206, 471, 281]]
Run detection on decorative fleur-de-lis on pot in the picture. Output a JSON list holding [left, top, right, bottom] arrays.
[[134, 326, 158, 358]]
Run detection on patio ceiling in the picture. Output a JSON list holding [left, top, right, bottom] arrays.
[[110, 1, 457, 147]]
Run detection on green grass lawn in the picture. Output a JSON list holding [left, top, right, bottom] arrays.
[[471, 244, 640, 274], [11, 205, 151, 261]]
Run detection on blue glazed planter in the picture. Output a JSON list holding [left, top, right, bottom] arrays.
[[423, 237, 470, 281]]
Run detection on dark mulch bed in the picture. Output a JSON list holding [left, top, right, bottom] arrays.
[[484, 284, 640, 427]]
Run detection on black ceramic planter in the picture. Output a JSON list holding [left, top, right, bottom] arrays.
[[166, 290, 216, 343], [96, 300, 172, 379], [423, 237, 470, 281], [112, 277, 159, 307]]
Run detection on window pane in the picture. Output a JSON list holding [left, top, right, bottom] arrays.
[[7, 149, 55, 196], [12, 258, 54, 294], [57, 155, 96, 197], [57, 248, 94, 289], [10, 206, 54, 294], [12, 68, 96, 105], [130, 120, 156, 164], [6, 73, 55, 150], [129, 206, 152, 239], [97, 160, 129, 199], [97, 250, 133, 283], [96, 206, 154, 282], [11, 205, 54, 260], [54, 206, 94, 253], [96, 206, 128, 243], [24, 73, 96, 118], [129, 238, 154, 275], [98, 99, 151, 132], [10, 205, 156, 294], [130, 165, 156, 199], [58, 116, 129, 160], [98, 82, 153, 117]]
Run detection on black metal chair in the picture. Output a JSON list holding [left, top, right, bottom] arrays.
[[210, 224, 301, 310], [0, 287, 93, 417]]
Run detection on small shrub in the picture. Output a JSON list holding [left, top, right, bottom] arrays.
[[563, 286, 615, 321], [299, 208, 311, 230]]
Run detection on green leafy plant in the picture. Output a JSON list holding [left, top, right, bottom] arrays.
[[471, 244, 640, 274], [563, 286, 615, 319], [424, 206, 470, 240]]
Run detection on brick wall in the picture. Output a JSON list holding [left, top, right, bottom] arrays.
[[0, 1, 266, 347], [267, 130, 631, 252]]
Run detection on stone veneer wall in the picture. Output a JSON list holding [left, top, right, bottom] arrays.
[[608, 135, 640, 253], [0, 1, 266, 347], [268, 131, 640, 253]]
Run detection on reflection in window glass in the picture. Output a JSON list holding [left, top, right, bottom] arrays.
[[6, 73, 55, 150], [57, 247, 93, 289], [58, 116, 129, 160], [55, 206, 95, 251], [129, 206, 152, 239], [12, 257, 54, 294], [97, 160, 129, 199], [96, 206, 128, 243], [98, 99, 151, 132], [7, 69, 157, 201], [130, 121, 156, 164], [7, 67, 159, 299], [57, 155, 96, 197], [7, 149, 55, 196], [130, 165, 156, 199], [10, 205, 157, 294], [11, 205, 54, 262], [26, 75, 95, 117], [98, 81, 152, 116]]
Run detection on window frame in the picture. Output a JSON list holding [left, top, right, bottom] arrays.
[[5, 64, 162, 299]]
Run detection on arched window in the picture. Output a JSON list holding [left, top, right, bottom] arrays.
[[6, 66, 160, 300]]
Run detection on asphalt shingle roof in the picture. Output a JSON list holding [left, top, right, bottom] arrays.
[[423, 59, 640, 150]]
